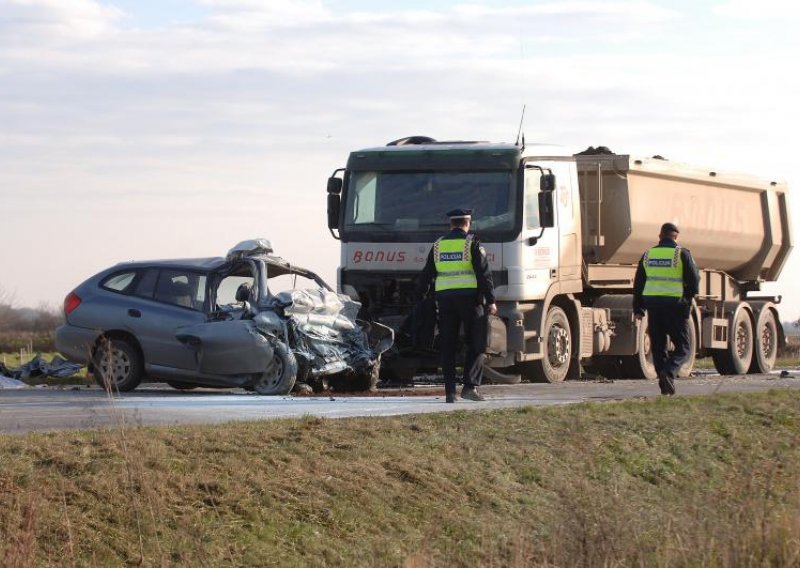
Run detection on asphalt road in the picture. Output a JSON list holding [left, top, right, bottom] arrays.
[[2, 371, 799, 435]]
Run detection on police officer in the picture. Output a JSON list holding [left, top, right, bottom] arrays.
[[417, 208, 497, 403], [633, 222, 700, 395]]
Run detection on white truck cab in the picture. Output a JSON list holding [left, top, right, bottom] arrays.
[[326, 137, 792, 383]]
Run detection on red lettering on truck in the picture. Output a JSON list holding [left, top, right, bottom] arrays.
[[352, 250, 408, 264]]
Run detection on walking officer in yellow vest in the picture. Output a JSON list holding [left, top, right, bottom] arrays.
[[417, 208, 497, 403], [633, 222, 700, 395]]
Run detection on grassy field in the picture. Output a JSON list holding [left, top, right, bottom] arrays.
[[2, 391, 800, 566]]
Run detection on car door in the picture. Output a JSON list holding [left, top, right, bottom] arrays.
[[176, 320, 274, 375], [136, 268, 208, 371], [173, 260, 272, 375]]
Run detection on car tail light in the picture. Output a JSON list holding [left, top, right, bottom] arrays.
[[64, 292, 82, 315]]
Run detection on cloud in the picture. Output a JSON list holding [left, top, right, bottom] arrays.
[[713, 0, 800, 20], [0, 0, 123, 39], [0, 0, 681, 75], [199, 0, 332, 29]]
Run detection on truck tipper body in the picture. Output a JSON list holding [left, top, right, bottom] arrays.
[[325, 137, 792, 382]]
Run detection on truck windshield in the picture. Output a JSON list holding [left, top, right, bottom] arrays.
[[343, 171, 516, 238]]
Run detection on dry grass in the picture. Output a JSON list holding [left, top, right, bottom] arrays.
[[2, 391, 800, 566]]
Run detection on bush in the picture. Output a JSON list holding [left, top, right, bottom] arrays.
[[0, 291, 62, 352], [0, 331, 57, 353]]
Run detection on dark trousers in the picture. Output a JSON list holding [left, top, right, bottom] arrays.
[[647, 304, 690, 394], [436, 292, 485, 394]]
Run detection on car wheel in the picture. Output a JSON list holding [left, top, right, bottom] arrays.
[[93, 338, 143, 392], [252, 341, 298, 395]]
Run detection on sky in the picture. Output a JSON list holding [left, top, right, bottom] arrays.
[[1, 0, 799, 318]]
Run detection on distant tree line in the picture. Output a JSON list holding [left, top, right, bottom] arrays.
[[0, 287, 62, 352]]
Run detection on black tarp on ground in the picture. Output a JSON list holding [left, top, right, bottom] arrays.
[[0, 353, 83, 381]]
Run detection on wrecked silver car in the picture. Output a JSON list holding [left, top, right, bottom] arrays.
[[55, 239, 393, 394]]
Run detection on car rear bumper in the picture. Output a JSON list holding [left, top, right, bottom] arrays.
[[55, 324, 99, 364]]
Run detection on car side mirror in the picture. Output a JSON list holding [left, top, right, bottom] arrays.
[[540, 173, 556, 192], [538, 191, 555, 228]]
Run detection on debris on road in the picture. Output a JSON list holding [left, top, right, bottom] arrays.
[[0, 353, 84, 383], [0, 374, 28, 389]]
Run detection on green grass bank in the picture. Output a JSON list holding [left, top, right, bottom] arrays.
[[2, 391, 800, 567]]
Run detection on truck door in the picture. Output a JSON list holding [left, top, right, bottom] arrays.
[[518, 165, 561, 298], [553, 162, 581, 284]]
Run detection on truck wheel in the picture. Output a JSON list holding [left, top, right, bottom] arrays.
[[620, 315, 656, 379], [749, 308, 778, 374], [677, 319, 697, 378], [93, 338, 143, 392], [711, 308, 753, 375], [527, 306, 571, 383], [620, 315, 696, 379], [252, 341, 297, 395]]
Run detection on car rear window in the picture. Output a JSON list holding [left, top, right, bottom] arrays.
[[101, 271, 138, 294]]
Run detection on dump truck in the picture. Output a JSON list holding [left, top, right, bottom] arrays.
[[324, 137, 793, 382]]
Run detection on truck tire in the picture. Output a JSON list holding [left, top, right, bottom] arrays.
[[711, 308, 753, 375], [252, 341, 298, 395], [749, 308, 778, 374], [93, 338, 144, 393], [524, 306, 571, 383], [620, 315, 696, 379], [677, 320, 697, 378], [620, 315, 656, 380]]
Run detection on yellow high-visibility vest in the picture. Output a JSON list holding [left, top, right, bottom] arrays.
[[434, 236, 478, 292], [642, 246, 684, 298]]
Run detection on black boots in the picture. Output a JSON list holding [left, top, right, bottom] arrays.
[[658, 374, 676, 396], [444, 385, 486, 402], [460, 386, 485, 401]]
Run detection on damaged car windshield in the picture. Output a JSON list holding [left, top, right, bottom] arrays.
[[343, 170, 516, 236]]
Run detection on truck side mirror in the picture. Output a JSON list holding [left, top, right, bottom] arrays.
[[327, 193, 341, 230], [327, 176, 342, 195], [540, 173, 556, 192], [538, 191, 555, 228]]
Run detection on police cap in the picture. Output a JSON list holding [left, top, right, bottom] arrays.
[[446, 208, 473, 219], [660, 222, 679, 234]]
